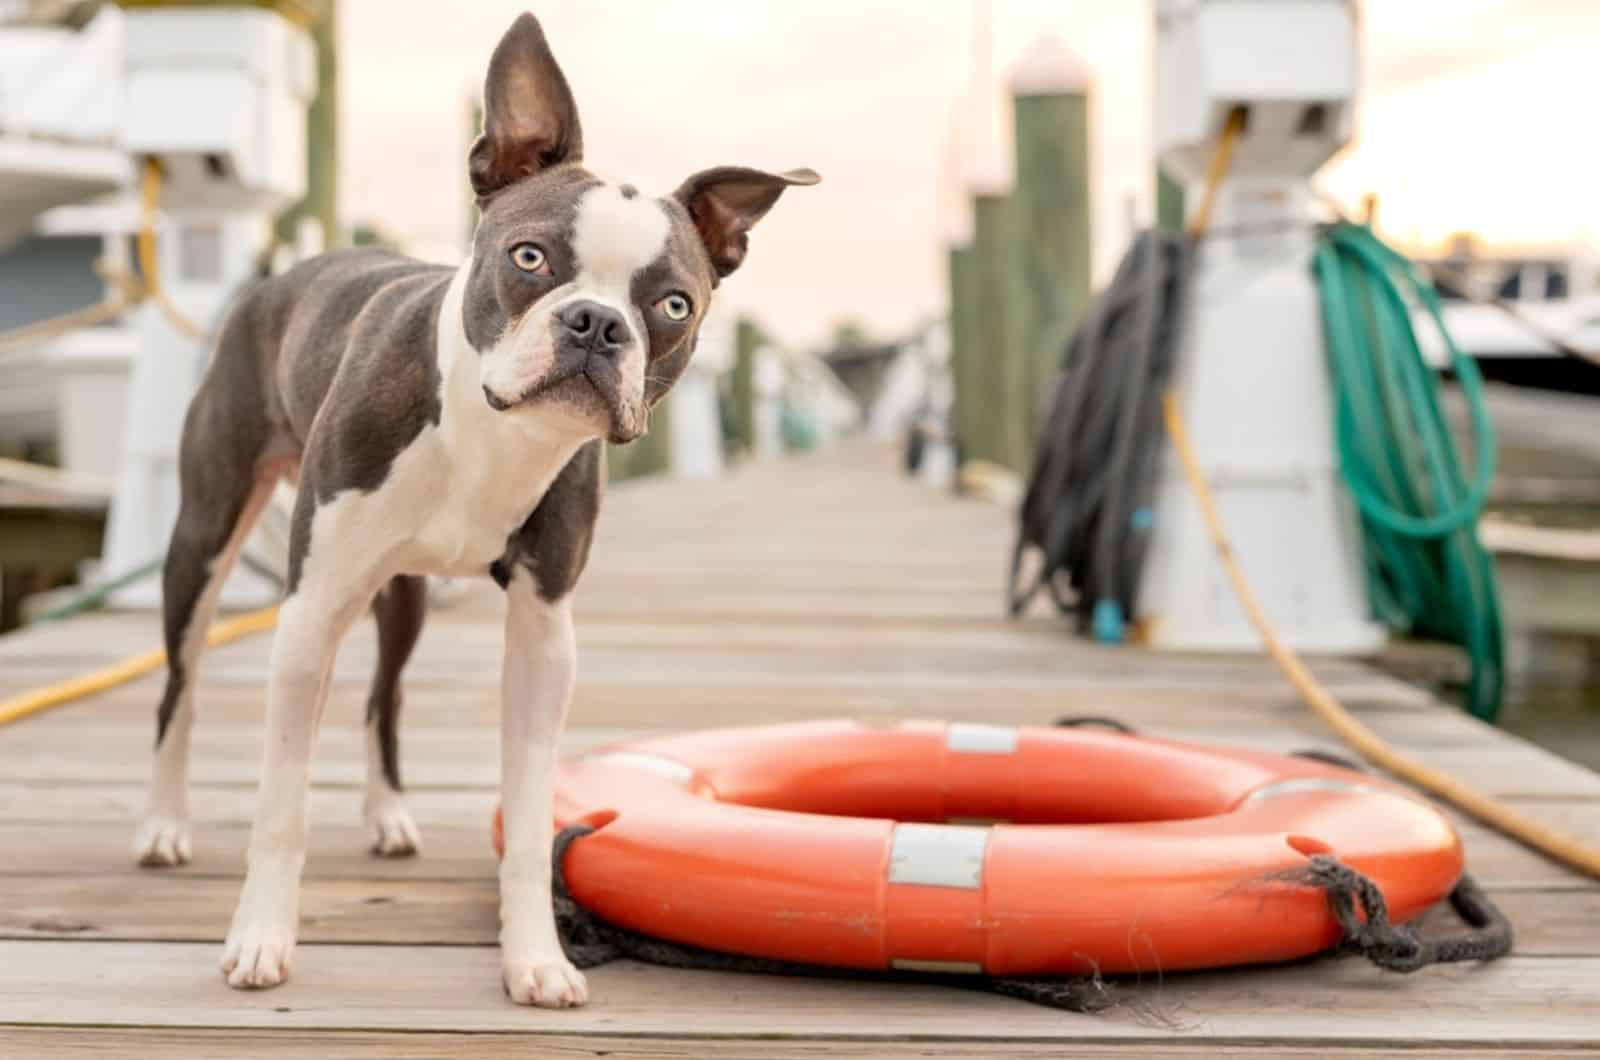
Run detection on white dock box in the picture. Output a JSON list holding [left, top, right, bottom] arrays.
[[121, 6, 315, 211], [1156, 0, 1357, 186]]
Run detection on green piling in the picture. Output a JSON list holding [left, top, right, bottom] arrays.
[[1007, 40, 1092, 463], [274, 0, 338, 248], [730, 317, 762, 455], [969, 192, 1016, 469], [1156, 166, 1185, 232], [947, 241, 979, 463]]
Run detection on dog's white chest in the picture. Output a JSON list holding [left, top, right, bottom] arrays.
[[409, 466, 523, 578], [388, 259, 586, 579], [385, 426, 572, 579]]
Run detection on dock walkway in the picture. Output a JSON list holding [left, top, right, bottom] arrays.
[[1, 441, 1597, 1056]]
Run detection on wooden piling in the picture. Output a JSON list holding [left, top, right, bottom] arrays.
[[1007, 39, 1092, 466], [969, 191, 1016, 469], [730, 317, 762, 455], [947, 241, 980, 463], [274, 0, 338, 247], [949, 38, 1094, 473], [1157, 166, 1185, 232]]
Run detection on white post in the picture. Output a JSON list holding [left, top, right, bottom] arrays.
[[751, 347, 786, 459], [918, 324, 957, 488], [666, 307, 731, 479], [102, 211, 280, 608], [667, 363, 724, 480], [1139, 0, 1381, 653]]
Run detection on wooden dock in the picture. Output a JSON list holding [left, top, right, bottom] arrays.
[[2, 441, 1598, 1056]]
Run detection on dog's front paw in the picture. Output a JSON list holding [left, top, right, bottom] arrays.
[[364, 798, 422, 858], [221, 882, 298, 989], [221, 917, 296, 989], [133, 815, 192, 867], [503, 954, 589, 1008]]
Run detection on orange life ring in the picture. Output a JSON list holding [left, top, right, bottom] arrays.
[[492, 719, 1463, 977]]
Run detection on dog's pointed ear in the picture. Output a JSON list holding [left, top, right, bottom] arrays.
[[673, 167, 820, 280], [468, 13, 583, 200]]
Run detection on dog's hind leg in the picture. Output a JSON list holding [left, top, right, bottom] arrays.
[[137, 318, 292, 867], [362, 574, 427, 856], [136, 464, 286, 867]]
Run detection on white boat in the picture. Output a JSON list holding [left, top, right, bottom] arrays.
[[0, 2, 131, 454], [0, 2, 127, 243], [1415, 254, 1600, 389]]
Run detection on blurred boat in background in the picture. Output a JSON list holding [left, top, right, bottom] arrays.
[[1418, 248, 1600, 393]]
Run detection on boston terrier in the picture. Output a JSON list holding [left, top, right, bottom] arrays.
[[133, 11, 816, 1007]]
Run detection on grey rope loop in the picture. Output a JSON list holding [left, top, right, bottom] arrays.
[[549, 824, 1114, 1012], [1285, 747, 1513, 968], [1300, 854, 1512, 972]]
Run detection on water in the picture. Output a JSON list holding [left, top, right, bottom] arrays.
[[1439, 384, 1600, 770], [1498, 634, 1600, 772]]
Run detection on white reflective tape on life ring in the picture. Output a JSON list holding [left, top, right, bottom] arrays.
[[588, 751, 694, 784], [1242, 777, 1378, 803], [888, 822, 991, 889], [946, 722, 1019, 754]]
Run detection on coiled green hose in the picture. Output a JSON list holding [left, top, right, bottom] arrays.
[[1313, 222, 1505, 720]]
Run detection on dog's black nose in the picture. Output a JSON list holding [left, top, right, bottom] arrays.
[[557, 300, 629, 360]]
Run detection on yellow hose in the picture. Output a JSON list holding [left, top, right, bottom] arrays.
[[0, 606, 278, 728], [1171, 105, 1600, 880], [1163, 395, 1600, 878], [0, 256, 143, 357], [0, 295, 134, 357], [1186, 106, 1246, 239], [0, 157, 203, 353], [137, 158, 205, 339], [0, 154, 245, 729]]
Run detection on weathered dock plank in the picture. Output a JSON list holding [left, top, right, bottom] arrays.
[[5, 874, 1598, 955], [6, 1029, 1595, 1059], [2, 941, 1598, 1044]]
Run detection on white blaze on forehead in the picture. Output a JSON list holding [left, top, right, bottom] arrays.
[[477, 183, 674, 435], [565, 184, 672, 429], [571, 185, 671, 294]]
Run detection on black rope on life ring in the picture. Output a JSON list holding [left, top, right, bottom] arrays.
[[1291, 747, 1368, 772], [548, 824, 1115, 1012], [1294, 856, 1513, 972], [1052, 715, 1137, 734]]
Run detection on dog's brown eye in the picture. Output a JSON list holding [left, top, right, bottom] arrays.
[[509, 243, 549, 275], [657, 292, 692, 322]]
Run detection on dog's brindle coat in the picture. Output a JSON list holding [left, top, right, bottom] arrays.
[[135, 12, 815, 1007]]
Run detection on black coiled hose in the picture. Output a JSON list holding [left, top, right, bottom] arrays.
[[1008, 230, 1192, 640]]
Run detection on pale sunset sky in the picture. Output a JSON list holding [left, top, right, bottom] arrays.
[[339, 1, 1600, 348]]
